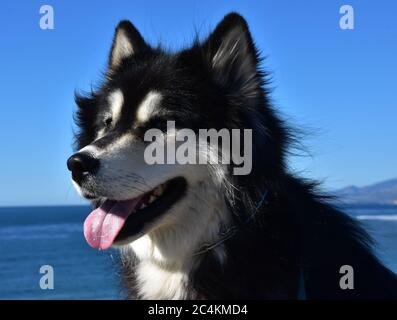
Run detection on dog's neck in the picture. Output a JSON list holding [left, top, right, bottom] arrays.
[[121, 179, 230, 299]]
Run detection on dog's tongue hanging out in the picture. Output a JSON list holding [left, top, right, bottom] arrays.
[[83, 195, 147, 250]]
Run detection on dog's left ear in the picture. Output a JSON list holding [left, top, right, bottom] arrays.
[[203, 13, 260, 95], [108, 20, 149, 69]]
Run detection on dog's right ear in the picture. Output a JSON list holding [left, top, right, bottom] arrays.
[[108, 20, 149, 69], [202, 13, 261, 98]]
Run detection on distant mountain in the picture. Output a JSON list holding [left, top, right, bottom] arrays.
[[334, 178, 397, 206]]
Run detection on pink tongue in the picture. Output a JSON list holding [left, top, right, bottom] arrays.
[[83, 196, 146, 250]]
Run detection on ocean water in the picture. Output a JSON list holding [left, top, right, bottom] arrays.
[[0, 205, 396, 300], [0, 206, 122, 300]]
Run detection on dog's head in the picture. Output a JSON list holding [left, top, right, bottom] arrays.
[[67, 13, 286, 250]]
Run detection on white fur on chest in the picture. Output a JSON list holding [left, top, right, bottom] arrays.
[[136, 261, 188, 300], [125, 179, 229, 299], [132, 237, 190, 299]]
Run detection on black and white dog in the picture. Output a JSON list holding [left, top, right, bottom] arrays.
[[67, 13, 397, 299]]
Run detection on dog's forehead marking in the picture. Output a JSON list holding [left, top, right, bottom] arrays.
[[136, 91, 162, 123], [108, 89, 124, 124]]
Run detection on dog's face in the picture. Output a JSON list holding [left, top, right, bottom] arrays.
[[67, 14, 262, 249]]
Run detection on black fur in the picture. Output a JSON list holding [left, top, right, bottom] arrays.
[[74, 13, 397, 299]]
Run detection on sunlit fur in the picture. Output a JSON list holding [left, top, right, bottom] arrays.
[[73, 13, 397, 299]]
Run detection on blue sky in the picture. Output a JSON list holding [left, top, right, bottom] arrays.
[[0, 0, 396, 206]]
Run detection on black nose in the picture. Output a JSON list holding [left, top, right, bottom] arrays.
[[67, 153, 99, 183]]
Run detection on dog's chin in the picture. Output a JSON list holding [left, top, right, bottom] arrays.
[[81, 177, 188, 246]]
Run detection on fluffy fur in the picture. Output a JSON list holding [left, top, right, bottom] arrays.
[[72, 13, 397, 299]]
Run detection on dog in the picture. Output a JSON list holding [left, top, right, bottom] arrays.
[[67, 13, 397, 299]]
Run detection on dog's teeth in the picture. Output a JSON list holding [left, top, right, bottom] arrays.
[[154, 185, 165, 197], [153, 188, 161, 197], [141, 203, 147, 209], [148, 195, 156, 204]]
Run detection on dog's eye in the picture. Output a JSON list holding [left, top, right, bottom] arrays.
[[103, 117, 112, 128]]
